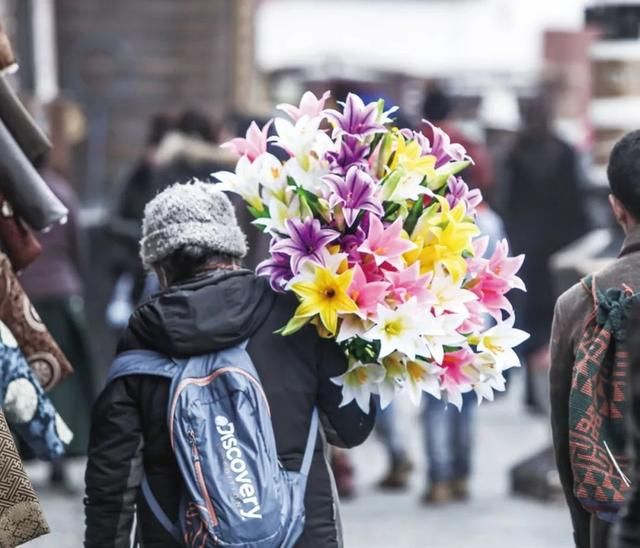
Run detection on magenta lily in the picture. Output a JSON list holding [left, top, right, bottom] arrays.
[[446, 177, 483, 216], [348, 264, 389, 318], [256, 250, 293, 292], [358, 216, 416, 269], [271, 218, 339, 274], [422, 120, 467, 168], [326, 93, 386, 138], [324, 166, 383, 227], [277, 90, 331, 121], [221, 120, 271, 162]]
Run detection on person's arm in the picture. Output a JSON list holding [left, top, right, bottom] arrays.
[[84, 377, 144, 548], [315, 338, 376, 448], [549, 295, 591, 548]]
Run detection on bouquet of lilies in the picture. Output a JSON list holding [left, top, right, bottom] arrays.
[[215, 91, 528, 411]]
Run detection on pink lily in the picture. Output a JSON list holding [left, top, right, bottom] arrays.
[[384, 262, 434, 305], [221, 120, 271, 162], [358, 216, 416, 270], [277, 90, 331, 122], [440, 347, 475, 409], [488, 239, 525, 291], [348, 264, 389, 319], [459, 300, 488, 334], [466, 271, 513, 321]]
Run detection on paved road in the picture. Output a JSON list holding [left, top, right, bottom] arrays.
[[24, 372, 572, 547]]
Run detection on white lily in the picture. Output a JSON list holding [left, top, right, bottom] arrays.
[[421, 312, 466, 364], [364, 298, 425, 360], [253, 190, 302, 236], [274, 115, 334, 162], [467, 352, 507, 404], [430, 266, 477, 316], [256, 153, 288, 200], [213, 155, 263, 212], [331, 361, 386, 413], [474, 315, 529, 370], [405, 357, 443, 405], [387, 172, 432, 203], [287, 248, 348, 287], [376, 352, 408, 409], [285, 156, 331, 199], [336, 315, 372, 343]]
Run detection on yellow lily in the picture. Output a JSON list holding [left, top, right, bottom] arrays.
[[405, 197, 480, 281], [389, 132, 437, 179], [290, 265, 359, 335]]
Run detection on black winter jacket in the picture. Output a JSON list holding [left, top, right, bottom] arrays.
[[84, 270, 375, 547]]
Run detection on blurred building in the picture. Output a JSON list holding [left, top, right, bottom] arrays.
[[0, 0, 256, 209]]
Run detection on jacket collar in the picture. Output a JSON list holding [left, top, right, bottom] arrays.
[[619, 225, 640, 258]]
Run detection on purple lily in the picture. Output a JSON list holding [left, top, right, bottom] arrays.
[[324, 166, 384, 227], [271, 218, 339, 274], [256, 250, 293, 292], [326, 93, 386, 138], [446, 176, 483, 216], [340, 225, 367, 264], [422, 120, 467, 167], [326, 135, 369, 174]]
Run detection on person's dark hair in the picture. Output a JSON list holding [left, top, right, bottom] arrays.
[[156, 245, 238, 285], [147, 114, 173, 147], [608, 130, 640, 221], [177, 110, 215, 143], [422, 84, 452, 122]]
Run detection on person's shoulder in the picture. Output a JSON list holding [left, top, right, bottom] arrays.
[[555, 280, 590, 326]]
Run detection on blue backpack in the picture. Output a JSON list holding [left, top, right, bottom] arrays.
[[108, 341, 319, 547]]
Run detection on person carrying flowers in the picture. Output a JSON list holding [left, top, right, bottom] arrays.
[[84, 181, 375, 547]]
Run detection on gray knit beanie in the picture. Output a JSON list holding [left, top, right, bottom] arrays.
[[140, 180, 247, 269]]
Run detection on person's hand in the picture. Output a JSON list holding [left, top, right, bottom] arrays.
[[0, 22, 17, 74]]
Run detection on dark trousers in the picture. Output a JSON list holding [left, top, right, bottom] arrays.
[[591, 515, 611, 548]]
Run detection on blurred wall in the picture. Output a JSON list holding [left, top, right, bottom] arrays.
[[54, 0, 253, 203]]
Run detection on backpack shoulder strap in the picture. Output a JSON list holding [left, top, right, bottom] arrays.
[[107, 350, 177, 384], [299, 408, 319, 478]]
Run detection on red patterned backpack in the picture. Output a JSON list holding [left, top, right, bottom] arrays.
[[569, 274, 638, 520]]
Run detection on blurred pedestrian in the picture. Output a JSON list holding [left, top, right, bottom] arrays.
[[20, 161, 95, 490], [153, 109, 231, 190], [505, 94, 589, 413], [85, 181, 375, 547], [550, 131, 640, 548], [419, 85, 507, 504], [376, 400, 413, 490], [107, 114, 172, 328]]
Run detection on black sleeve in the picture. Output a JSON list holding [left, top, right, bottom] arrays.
[[549, 299, 591, 548], [315, 337, 376, 449], [84, 378, 144, 548]]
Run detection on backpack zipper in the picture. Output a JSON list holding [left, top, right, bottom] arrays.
[[169, 367, 270, 447], [188, 429, 220, 528]]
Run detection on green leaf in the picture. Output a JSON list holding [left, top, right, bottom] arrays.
[[277, 315, 311, 336], [247, 205, 269, 219], [427, 160, 472, 191], [403, 199, 425, 236], [380, 170, 403, 201]]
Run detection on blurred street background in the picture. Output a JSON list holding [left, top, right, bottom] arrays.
[[1, 0, 638, 545]]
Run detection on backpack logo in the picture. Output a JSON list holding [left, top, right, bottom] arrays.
[[215, 414, 263, 520]]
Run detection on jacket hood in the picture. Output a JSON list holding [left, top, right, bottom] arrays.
[[120, 269, 276, 357]]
